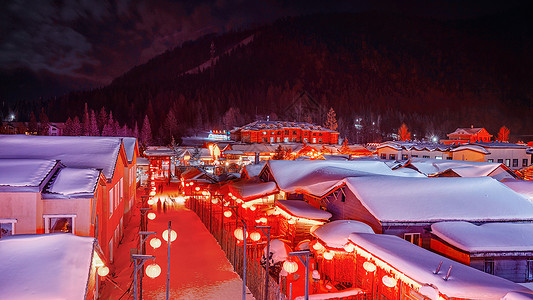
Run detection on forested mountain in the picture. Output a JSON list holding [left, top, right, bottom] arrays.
[[8, 11, 533, 144]]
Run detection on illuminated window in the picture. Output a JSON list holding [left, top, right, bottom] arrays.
[[263, 131, 267, 135], [513, 159, 518, 168], [524, 159, 529, 167], [484, 259, 495, 275], [277, 137, 281, 143], [303, 138, 308, 143], [312, 138, 316, 143], [505, 159, 511, 167], [0, 219, 16, 238], [389, 154, 395, 160], [497, 159, 503, 163], [402, 154, 408, 160], [404, 233, 420, 246], [488, 159, 494, 163], [284, 137, 289, 143], [381, 154, 386, 159], [44, 214, 76, 234], [270, 137, 274, 143]]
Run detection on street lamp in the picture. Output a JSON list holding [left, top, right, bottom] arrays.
[[162, 221, 177, 300], [131, 254, 156, 300], [138, 231, 156, 300], [229, 205, 247, 300], [256, 225, 271, 300], [288, 250, 312, 300]]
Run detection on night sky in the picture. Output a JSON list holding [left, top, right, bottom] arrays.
[[0, 0, 527, 97]]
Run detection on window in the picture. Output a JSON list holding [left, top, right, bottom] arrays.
[[381, 154, 386, 159], [262, 131, 267, 135], [526, 258, 533, 281], [262, 137, 267, 143], [435, 156, 443, 160], [277, 137, 281, 143], [488, 159, 494, 163], [446, 157, 452, 160], [109, 188, 114, 216], [284, 130, 289, 135], [319, 133, 323, 136], [312, 138, 316, 143], [402, 154, 408, 160], [292, 137, 297, 142], [0, 219, 16, 238], [423, 155, 430, 158], [109, 239, 113, 262], [270, 137, 274, 143], [404, 233, 420, 246], [484, 259, 495, 275], [513, 159, 518, 168], [524, 159, 529, 167], [44, 214, 76, 233], [497, 159, 503, 164], [284, 137, 289, 143], [318, 138, 322, 143], [412, 155, 418, 158], [505, 159, 511, 167], [303, 138, 308, 143], [389, 154, 396, 160], [293, 130, 297, 135]]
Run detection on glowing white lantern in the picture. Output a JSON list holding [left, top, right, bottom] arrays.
[[259, 217, 267, 223], [382, 276, 397, 288], [250, 231, 261, 242], [233, 227, 248, 241], [224, 210, 233, 218], [195, 187, 200, 192], [149, 191, 156, 196], [189, 182, 194, 186], [145, 263, 161, 278], [176, 195, 186, 204], [363, 261, 376, 273], [323, 251, 334, 260], [250, 205, 257, 211], [211, 198, 219, 204], [228, 193, 233, 197], [150, 237, 162, 249], [147, 199, 155, 205], [343, 243, 355, 252], [312, 242, 324, 251], [147, 212, 156, 220], [283, 260, 298, 274], [162, 229, 177, 242], [288, 218, 296, 225], [97, 266, 109, 277]]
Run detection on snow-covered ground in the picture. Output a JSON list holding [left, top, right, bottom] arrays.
[[100, 184, 255, 299]]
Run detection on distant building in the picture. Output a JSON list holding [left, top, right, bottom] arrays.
[[441, 126, 493, 145], [231, 120, 339, 144]]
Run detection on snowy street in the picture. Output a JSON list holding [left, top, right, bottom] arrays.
[[100, 183, 255, 299]]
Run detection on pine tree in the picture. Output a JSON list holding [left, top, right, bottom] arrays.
[[133, 121, 140, 138], [140, 115, 153, 146], [398, 123, 411, 141], [324, 107, 338, 131], [82, 103, 90, 136], [89, 110, 99, 136], [497, 126, 510, 142], [101, 112, 116, 136], [28, 111, 38, 134], [272, 145, 285, 160], [64, 117, 73, 136], [38, 108, 49, 135], [163, 110, 179, 139], [72, 116, 82, 136], [97, 107, 107, 132]]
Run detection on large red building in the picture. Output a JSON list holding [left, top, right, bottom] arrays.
[[441, 126, 493, 145], [231, 121, 339, 144]]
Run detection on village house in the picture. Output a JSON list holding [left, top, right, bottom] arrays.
[[441, 126, 493, 145], [231, 120, 339, 144], [431, 221, 533, 284], [0, 135, 138, 263], [0, 234, 108, 300], [376, 141, 452, 161]]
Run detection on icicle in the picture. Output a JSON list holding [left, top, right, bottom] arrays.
[[443, 265, 452, 281], [434, 261, 442, 274]]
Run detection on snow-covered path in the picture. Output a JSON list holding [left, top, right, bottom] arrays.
[[100, 184, 255, 299]]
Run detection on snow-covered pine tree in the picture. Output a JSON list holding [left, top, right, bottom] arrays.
[[89, 110, 99, 136]]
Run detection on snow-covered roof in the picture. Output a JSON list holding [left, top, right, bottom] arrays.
[[144, 146, 175, 156], [344, 176, 533, 223], [44, 168, 101, 198], [242, 162, 266, 178], [277, 200, 332, 220], [0, 159, 58, 191], [0, 234, 98, 300], [137, 157, 150, 166], [312, 220, 374, 248], [474, 142, 528, 149], [502, 179, 533, 200], [0, 135, 122, 179], [450, 144, 491, 154], [448, 127, 487, 136], [234, 120, 338, 133], [121, 137, 137, 162], [378, 141, 451, 152], [432, 222, 533, 253], [348, 233, 531, 299], [264, 160, 423, 197], [408, 158, 509, 177], [229, 180, 278, 201]]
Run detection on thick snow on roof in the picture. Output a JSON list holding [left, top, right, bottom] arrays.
[[46, 168, 100, 197], [277, 200, 332, 220], [451, 144, 491, 154], [348, 233, 532, 299], [312, 220, 374, 248], [121, 137, 137, 162], [266, 160, 422, 197], [432, 222, 533, 253], [344, 176, 533, 223], [243, 162, 266, 178], [0, 234, 96, 300], [408, 158, 507, 177], [0, 158, 57, 189], [229, 180, 278, 201], [502, 179, 533, 200], [137, 157, 150, 166], [144, 146, 175, 156], [0, 135, 122, 179]]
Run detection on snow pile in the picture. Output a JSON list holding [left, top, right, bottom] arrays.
[[0, 234, 96, 300], [348, 233, 532, 299], [451, 145, 491, 154], [0, 158, 57, 188], [408, 158, 509, 178], [229, 180, 278, 201], [264, 239, 291, 264], [311, 220, 374, 248], [431, 222, 533, 253], [277, 200, 332, 220], [266, 160, 422, 197], [344, 176, 533, 223], [0, 135, 122, 179], [46, 168, 100, 196]]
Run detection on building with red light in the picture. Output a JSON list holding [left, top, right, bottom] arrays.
[[231, 121, 339, 144], [441, 126, 493, 145]]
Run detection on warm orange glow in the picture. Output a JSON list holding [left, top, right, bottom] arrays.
[[195, 187, 200, 191], [147, 212, 156, 220], [146, 264, 161, 278], [234, 227, 248, 241], [363, 261, 376, 273], [147, 199, 155, 205], [224, 210, 232, 218], [323, 251, 334, 260], [250, 231, 261, 242], [283, 260, 298, 274], [382, 275, 397, 288], [162, 229, 177, 242], [97, 266, 109, 277], [150, 237, 162, 249]]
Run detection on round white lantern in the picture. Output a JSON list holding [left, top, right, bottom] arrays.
[[283, 260, 298, 274], [382, 275, 397, 288], [150, 237, 162, 249], [259, 217, 267, 223], [224, 210, 233, 218], [147, 212, 156, 220], [145, 263, 161, 278], [147, 199, 155, 205], [312, 242, 324, 251], [195, 187, 200, 192], [250, 231, 261, 242], [250, 205, 257, 211], [97, 266, 109, 277], [211, 198, 219, 204], [343, 243, 355, 252], [287, 218, 296, 225], [233, 227, 248, 241], [363, 261, 376, 273], [323, 251, 334, 260], [162, 229, 177, 242]]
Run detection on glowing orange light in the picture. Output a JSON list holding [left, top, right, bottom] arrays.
[[147, 212, 156, 220], [363, 261, 376, 273], [283, 260, 298, 274], [150, 238, 162, 249], [323, 251, 334, 260], [97, 266, 109, 277], [224, 211, 232, 218], [250, 231, 261, 242], [145, 264, 161, 278]]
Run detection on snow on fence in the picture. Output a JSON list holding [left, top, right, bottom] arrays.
[[187, 194, 286, 300]]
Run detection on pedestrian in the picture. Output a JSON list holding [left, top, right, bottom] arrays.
[[157, 198, 162, 213]]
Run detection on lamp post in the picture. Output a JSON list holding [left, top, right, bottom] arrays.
[[131, 254, 155, 300], [256, 225, 271, 300], [229, 205, 247, 300], [138, 231, 156, 300], [288, 250, 312, 300], [162, 221, 177, 300]]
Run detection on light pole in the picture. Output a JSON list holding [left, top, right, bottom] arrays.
[[229, 205, 247, 300], [256, 225, 271, 300], [131, 254, 155, 300], [288, 250, 312, 300], [138, 231, 156, 300], [162, 221, 177, 300]]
